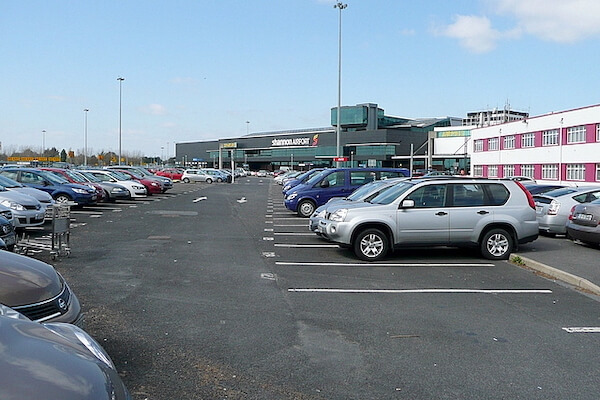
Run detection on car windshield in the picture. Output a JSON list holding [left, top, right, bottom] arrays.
[[369, 181, 414, 205], [304, 169, 330, 186], [110, 171, 133, 181], [63, 169, 87, 182], [543, 187, 580, 197], [39, 170, 69, 184], [78, 171, 101, 182], [0, 175, 23, 188], [120, 170, 143, 179], [346, 180, 390, 201]]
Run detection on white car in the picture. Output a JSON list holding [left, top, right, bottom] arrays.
[[181, 169, 214, 183], [81, 170, 147, 198]]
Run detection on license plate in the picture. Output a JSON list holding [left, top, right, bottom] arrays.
[[575, 213, 593, 221]]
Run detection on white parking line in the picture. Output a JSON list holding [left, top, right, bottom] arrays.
[[288, 288, 553, 294], [562, 327, 600, 333], [277, 261, 495, 267], [273, 232, 314, 236], [273, 224, 308, 227], [275, 243, 340, 248]]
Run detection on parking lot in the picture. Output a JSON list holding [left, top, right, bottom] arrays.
[[25, 177, 600, 400]]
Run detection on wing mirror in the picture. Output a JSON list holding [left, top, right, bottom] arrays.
[[400, 199, 415, 209]]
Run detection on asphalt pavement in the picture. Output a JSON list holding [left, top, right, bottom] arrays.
[[514, 234, 600, 298]]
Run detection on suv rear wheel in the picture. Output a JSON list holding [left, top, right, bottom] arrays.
[[354, 228, 389, 261], [480, 228, 513, 260]]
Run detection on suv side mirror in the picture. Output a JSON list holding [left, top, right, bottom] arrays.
[[400, 199, 415, 208], [320, 180, 330, 188]]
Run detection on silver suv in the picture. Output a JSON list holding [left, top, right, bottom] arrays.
[[315, 178, 538, 261]]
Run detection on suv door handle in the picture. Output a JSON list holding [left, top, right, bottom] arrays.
[[477, 210, 490, 215], [435, 211, 448, 216]]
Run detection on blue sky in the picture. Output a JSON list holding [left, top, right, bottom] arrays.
[[2, 0, 599, 158]]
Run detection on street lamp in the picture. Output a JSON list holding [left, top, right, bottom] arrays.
[[42, 130, 46, 155], [246, 120, 250, 135], [334, 2, 347, 166], [117, 77, 125, 165], [83, 109, 89, 166]]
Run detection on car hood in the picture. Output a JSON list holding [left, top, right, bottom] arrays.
[[0, 251, 61, 306], [8, 187, 54, 203], [0, 317, 130, 400], [0, 190, 42, 207]]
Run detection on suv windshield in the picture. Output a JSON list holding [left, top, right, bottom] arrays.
[[370, 182, 414, 204], [304, 169, 330, 186], [346, 180, 390, 201]]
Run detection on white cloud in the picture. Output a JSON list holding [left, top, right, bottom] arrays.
[[494, 0, 600, 42], [442, 15, 500, 53], [140, 104, 167, 115]]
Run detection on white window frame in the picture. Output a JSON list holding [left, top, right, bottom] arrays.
[[488, 165, 498, 177], [596, 124, 600, 142], [488, 138, 499, 151], [473, 165, 483, 177], [504, 135, 515, 149], [504, 164, 515, 178], [474, 140, 484, 152], [566, 164, 586, 181], [542, 129, 559, 146], [596, 163, 600, 181], [521, 164, 535, 179], [567, 126, 586, 144], [521, 133, 535, 148], [542, 164, 558, 180]]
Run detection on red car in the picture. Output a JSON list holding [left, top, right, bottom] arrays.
[[156, 168, 183, 181], [41, 167, 107, 202], [112, 169, 162, 195]]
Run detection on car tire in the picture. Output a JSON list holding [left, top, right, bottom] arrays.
[[354, 228, 389, 261], [55, 194, 72, 204], [183, 178, 190, 183], [297, 200, 316, 218], [480, 228, 513, 260], [217, 178, 223, 182], [206, 178, 213, 184]]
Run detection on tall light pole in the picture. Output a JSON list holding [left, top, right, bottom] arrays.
[[334, 2, 347, 166], [83, 109, 89, 166], [117, 77, 125, 165], [42, 130, 46, 155], [246, 120, 250, 135]]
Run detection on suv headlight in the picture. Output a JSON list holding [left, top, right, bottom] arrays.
[[1, 199, 25, 211], [72, 188, 88, 194], [287, 193, 298, 201], [329, 208, 348, 222]]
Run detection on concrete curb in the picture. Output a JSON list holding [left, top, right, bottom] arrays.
[[513, 254, 600, 297]]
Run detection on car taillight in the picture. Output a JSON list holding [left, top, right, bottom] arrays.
[[568, 205, 576, 220], [548, 200, 560, 215], [515, 181, 536, 210]]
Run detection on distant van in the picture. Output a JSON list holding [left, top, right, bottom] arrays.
[[283, 167, 409, 217]]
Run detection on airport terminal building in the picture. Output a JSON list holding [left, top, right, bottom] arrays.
[[175, 103, 461, 172]]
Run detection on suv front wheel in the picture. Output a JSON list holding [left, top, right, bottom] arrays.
[[354, 228, 389, 261], [480, 228, 513, 260]]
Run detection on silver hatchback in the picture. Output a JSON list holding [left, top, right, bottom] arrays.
[[316, 178, 539, 261]]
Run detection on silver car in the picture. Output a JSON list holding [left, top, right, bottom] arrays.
[[0, 186, 46, 228], [534, 186, 600, 235], [181, 169, 214, 183], [0, 174, 54, 217], [316, 178, 539, 261], [309, 178, 407, 233]]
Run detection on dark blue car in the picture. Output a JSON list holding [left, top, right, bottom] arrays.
[[284, 167, 409, 217], [282, 168, 326, 196], [0, 168, 97, 206]]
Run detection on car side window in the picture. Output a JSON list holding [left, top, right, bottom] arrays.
[[350, 171, 375, 185], [574, 190, 600, 203], [451, 184, 486, 207], [484, 184, 510, 206], [380, 171, 404, 179], [323, 171, 345, 188], [0, 171, 18, 180], [406, 184, 447, 208], [20, 171, 45, 184]]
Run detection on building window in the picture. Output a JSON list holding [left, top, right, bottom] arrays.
[[542, 129, 559, 146], [521, 133, 535, 148], [596, 124, 600, 142], [566, 164, 586, 180], [488, 165, 498, 177], [504, 164, 515, 177], [474, 140, 484, 152], [488, 138, 499, 151], [473, 165, 483, 176], [504, 135, 515, 149], [596, 163, 600, 181], [521, 164, 535, 178], [567, 126, 586, 143], [542, 164, 558, 180]]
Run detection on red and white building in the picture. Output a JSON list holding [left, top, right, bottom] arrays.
[[470, 104, 600, 185]]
